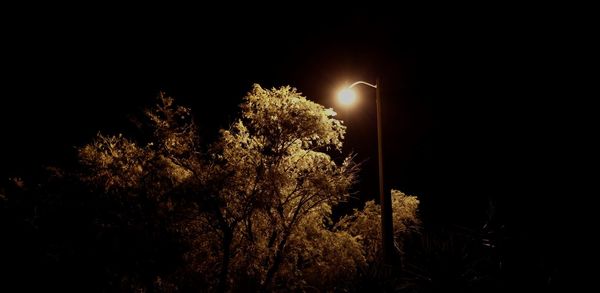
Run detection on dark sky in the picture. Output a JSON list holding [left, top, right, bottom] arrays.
[[1, 6, 580, 242]]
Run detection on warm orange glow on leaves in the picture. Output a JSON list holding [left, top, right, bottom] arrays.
[[73, 85, 420, 291]]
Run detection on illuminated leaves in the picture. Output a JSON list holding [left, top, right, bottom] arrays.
[[78, 92, 200, 198], [203, 84, 361, 290], [79, 134, 149, 192], [337, 190, 421, 263], [282, 212, 367, 289], [241, 84, 345, 154], [76, 86, 420, 291]]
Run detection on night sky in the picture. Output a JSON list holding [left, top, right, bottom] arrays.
[[1, 6, 584, 285]]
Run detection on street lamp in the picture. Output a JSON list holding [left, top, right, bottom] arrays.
[[337, 79, 395, 266]]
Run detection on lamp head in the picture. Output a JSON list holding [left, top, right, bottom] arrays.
[[338, 87, 357, 106]]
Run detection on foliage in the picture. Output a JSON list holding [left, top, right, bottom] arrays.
[[75, 93, 199, 291], [190, 84, 363, 291], [79, 92, 198, 194], [1, 85, 421, 292], [283, 212, 366, 290], [337, 190, 421, 263]]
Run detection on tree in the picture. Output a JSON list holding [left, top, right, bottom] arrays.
[[337, 190, 421, 264], [199, 84, 363, 291], [75, 85, 420, 292], [77, 93, 198, 291]]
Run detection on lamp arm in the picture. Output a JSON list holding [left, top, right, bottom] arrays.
[[348, 81, 377, 89]]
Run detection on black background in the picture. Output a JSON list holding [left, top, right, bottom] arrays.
[[0, 4, 587, 287]]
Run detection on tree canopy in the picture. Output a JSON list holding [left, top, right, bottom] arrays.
[[2, 85, 421, 292]]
